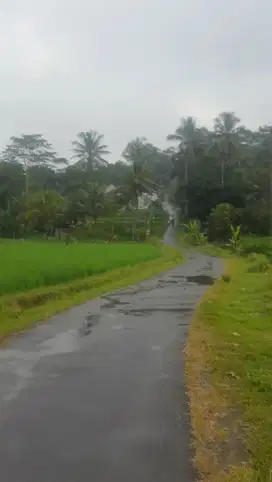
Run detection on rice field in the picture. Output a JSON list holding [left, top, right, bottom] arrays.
[[0, 240, 161, 296]]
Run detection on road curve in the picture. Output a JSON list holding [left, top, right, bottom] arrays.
[[0, 252, 222, 482]]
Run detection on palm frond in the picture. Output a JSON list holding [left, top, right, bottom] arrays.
[[72, 130, 110, 170]]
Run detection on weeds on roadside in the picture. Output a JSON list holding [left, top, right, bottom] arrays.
[[183, 220, 207, 246], [221, 274, 231, 283], [248, 253, 270, 273], [186, 257, 272, 481], [228, 224, 241, 253]]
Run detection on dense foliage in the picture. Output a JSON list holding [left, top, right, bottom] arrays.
[[0, 112, 271, 238]]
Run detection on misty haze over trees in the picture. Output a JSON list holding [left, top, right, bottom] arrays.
[[0, 111, 271, 239]]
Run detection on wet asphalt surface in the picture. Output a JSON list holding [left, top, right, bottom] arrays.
[[0, 242, 222, 482]]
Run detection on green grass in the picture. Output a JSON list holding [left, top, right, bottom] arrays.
[[186, 256, 272, 481], [240, 235, 272, 258], [0, 244, 183, 341], [180, 233, 272, 259], [0, 240, 162, 295]]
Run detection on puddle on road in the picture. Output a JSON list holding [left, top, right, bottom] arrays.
[[0, 330, 81, 406], [40, 331, 80, 355], [121, 307, 193, 317], [185, 275, 214, 286], [102, 297, 130, 309], [86, 313, 101, 325], [168, 275, 187, 279], [157, 275, 215, 287]]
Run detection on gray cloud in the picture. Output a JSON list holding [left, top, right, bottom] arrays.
[[1, 0, 272, 160]]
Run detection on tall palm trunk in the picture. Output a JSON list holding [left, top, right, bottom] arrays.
[[24, 163, 29, 198], [221, 139, 232, 188], [184, 157, 188, 217], [184, 149, 192, 218], [220, 157, 225, 187], [184, 155, 188, 185]]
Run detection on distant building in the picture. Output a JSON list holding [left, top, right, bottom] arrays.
[[104, 185, 158, 211], [137, 192, 158, 210], [104, 184, 117, 194]]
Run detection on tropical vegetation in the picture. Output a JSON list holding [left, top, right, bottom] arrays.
[[0, 113, 270, 240]]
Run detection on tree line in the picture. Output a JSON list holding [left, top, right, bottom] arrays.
[[0, 111, 271, 238]]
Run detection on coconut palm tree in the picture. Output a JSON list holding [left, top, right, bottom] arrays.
[[120, 138, 160, 239], [213, 112, 241, 186], [72, 131, 110, 175], [167, 117, 206, 216], [122, 138, 158, 207]]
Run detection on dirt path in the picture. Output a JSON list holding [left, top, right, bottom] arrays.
[[0, 252, 222, 482]]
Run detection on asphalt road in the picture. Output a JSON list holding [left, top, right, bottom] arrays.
[[0, 251, 222, 482]]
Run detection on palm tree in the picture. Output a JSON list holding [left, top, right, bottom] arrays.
[[167, 117, 205, 216], [121, 138, 159, 239], [72, 131, 110, 175], [213, 112, 240, 186], [122, 138, 157, 207]]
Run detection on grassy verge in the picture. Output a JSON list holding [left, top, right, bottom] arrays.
[[186, 257, 272, 481], [180, 234, 272, 259], [179, 233, 231, 258], [0, 246, 182, 342]]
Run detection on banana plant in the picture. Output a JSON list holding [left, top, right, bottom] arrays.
[[229, 224, 241, 252], [183, 220, 207, 245]]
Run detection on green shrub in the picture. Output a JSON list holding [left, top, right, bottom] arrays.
[[208, 203, 237, 242], [240, 236, 272, 258], [248, 253, 270, 273], [61, 217, 166, 242], [221, 274, 231, 283], [240, 208, 270, 236], [183, 220, 207, 246]]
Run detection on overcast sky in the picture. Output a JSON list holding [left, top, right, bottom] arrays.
[[0, 0, 272, 161]]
